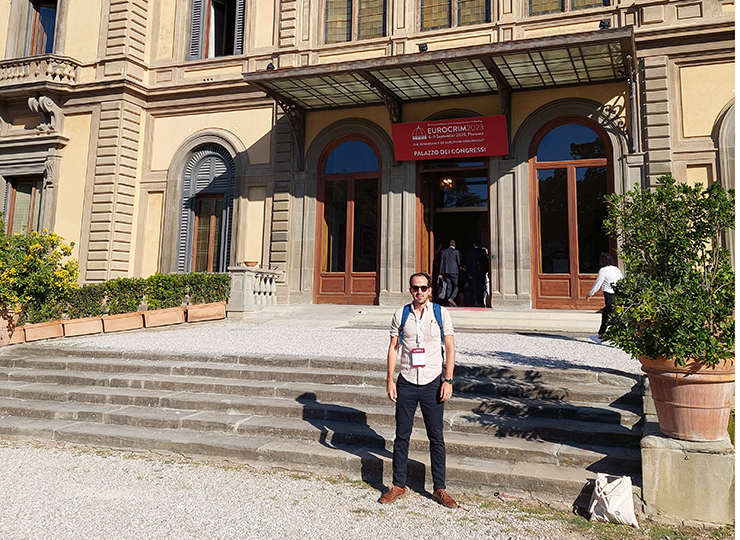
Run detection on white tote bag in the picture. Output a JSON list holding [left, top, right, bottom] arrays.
[[588, 473, 639, 529]]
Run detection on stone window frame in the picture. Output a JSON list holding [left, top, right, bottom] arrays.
[[187, 0, 246, 60], [161, 130, 248, 274], [4, 0, 68, 59]]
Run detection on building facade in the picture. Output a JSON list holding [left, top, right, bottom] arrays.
[[0, 0, 734, 309]]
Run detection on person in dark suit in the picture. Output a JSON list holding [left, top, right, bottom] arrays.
[[466, 239, 488, 307], [438, 240, 461, 307]]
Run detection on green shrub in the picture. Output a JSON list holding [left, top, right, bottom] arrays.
[[67, 283, 107, 319], [603, 175, 735, 366], [145, 273, 187, 310], [105, 277, 146, 315], [0, 224, 79, 327], [184, 272, 231, 305]]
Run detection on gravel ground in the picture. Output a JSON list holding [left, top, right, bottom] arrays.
[[47, 319, 640, 374], [0, 440, 592, 540]]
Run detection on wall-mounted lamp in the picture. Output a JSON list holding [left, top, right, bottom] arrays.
[[440, 176, 454, 189], [266, 62, 275, 71], [418, 43, 428, 52], [598, 19, 610, 29]]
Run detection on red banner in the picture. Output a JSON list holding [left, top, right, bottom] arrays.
[[391, 115, 508, 161]]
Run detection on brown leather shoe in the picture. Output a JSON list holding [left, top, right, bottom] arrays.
[[432, 489, 458, 508], [378, 485, 406, 504]]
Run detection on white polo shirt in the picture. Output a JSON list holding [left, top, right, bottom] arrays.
[[389, 302, 454, 386]]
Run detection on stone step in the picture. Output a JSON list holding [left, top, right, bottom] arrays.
[[0, 364, 642, 428], [0, 395, 641, 474], [0, 386, 641, 448], [0, 416, 641, 508], [0, 362, 641, 411], [2, 347, 641, 388]]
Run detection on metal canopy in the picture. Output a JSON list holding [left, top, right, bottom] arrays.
[[243, 27, 635, 112]]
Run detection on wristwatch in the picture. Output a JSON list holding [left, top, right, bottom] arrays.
[[443, 378, 453, 385]]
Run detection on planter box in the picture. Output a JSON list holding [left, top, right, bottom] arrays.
[[143, 306, 186, 328], [0, 313, 23, 346], [24, 320, 64, 342], [187, 301, 227, 323], [103, 312, 144, 333], [63, 316, 104, 337], [0, 326, 24, 346]]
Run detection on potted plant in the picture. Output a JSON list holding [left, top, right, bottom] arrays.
[[603, 175, 735, 441], [184, 272, 230, 323]]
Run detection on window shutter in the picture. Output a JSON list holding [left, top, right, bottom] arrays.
[[188, 0, 204, 60], [233, 0, 245, 55]]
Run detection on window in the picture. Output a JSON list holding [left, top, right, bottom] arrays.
[[529, 0, 606, 16], [189, 0, 245, 60], [325, 0, 386, 44], [192, 195, 225, 272], [420, 0, 489, 31], [7, 178, 43, 234], [30, 1, 57, 55], [177, 146, 234, 273]]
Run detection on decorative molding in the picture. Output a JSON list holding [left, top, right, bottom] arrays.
[[0, 56, 78, 87], [28, 95, 63, 133]]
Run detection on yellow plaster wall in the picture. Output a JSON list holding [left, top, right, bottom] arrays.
[[55, 114, 92, 261], [244, 186, 267, 264], [64, 0, 103, 63], [680, 63, 735, 138], [254, 1, 275, 49], [306, 106, 389, 150], [512, 83, 629, 138], [150, 108, 274, 170], [523, 20, 600, 38], [0, 1, 10, 59], [142, 192, 164, 277], [157, 0, 176, 60], [686, 164, 713, 189]]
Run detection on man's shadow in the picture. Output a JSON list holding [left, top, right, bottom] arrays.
[[296, 392, 394, 491]]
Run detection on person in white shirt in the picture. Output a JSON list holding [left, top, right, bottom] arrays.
[[586, 253, 623, 338]]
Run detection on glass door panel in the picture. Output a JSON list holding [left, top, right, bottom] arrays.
[[352, 178, 378, 273], [576, 166, 609, 274], [193, 196, 224, 272], [322, 179, 347, 273], [537, 168, 569, 273]]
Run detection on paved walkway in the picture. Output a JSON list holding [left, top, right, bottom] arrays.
[[33, 304, 638, 374]]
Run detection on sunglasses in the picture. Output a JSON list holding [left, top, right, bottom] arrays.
[[410, 285, 430, 292]]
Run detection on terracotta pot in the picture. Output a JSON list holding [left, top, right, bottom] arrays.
[[640, 355, 735, 442], [24, 320, 64, 342], [102, 312, 144, 333], [63, 316, 104, 337], [143, 306, 186, 328], [187, 301, 226, 323]]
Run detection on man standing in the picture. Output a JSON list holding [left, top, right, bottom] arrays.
[[465, 239, 488, 307], [379, 272, 458, 508], [438, 240, 461, 307]]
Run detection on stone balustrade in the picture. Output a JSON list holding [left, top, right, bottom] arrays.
[[0, 55, 79, 87], [226, 264, 283, 315]]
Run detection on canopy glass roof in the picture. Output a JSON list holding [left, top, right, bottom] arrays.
[[243, 27, 634, 112]]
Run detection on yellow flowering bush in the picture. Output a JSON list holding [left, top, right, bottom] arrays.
[[0, 224, 79, 333]]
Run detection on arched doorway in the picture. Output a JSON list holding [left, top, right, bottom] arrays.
[[529, 117, 615, 309], [176, 145, 234, 273], [314, 136, 381, 304]]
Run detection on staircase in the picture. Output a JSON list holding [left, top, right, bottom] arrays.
[[0, 344, 643, 509]]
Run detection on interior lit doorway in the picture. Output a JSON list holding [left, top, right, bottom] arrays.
[[417, 157, 490, 307]]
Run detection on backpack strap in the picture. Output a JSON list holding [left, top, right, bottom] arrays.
[[398, 303, 411, 345], [433, 302, 445, 342], [398, 303, 445, 345]]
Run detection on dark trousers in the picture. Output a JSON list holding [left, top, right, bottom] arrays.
[[392, 375, 446, 491], [599, 292, 615, 336], [442, 273, 458, 303]]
